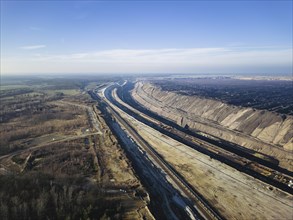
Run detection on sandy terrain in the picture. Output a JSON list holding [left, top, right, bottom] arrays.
[[132, 82, 293, 171], [110, 99, 293, 219]]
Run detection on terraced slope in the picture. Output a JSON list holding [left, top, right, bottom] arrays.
[[132, 82, 293, 171]]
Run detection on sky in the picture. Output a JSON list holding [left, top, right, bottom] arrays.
[[1, 0, 292, 75]]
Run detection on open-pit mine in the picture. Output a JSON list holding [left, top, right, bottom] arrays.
[[89, 77, 293, 220], [1, 76, 292, 219]]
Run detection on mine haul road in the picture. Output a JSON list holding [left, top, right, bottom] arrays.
[[96, 85, 224, 220], [109, 81, 293, 195]]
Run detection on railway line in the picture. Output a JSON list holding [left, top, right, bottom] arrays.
[[91, 89, 224, 220], [104, 82, 293, 195], [119, 83, 289, 169]]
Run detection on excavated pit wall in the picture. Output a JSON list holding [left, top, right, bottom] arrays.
[[132, 82, 293, 171]]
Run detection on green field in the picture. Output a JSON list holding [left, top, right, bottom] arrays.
[[0, 84, 31, 90]]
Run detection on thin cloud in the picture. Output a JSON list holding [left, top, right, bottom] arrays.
[[32, 47, 291, 66], [4, 47, 292, 74], [35, 48, 227, 62], [20, 45, 46, 50]]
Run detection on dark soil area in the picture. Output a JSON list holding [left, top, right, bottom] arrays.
[[153, 78, 293, 115]]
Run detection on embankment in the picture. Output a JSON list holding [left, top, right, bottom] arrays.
[[132, 82, 293, 171]]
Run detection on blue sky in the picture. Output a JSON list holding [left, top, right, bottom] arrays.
[[1, 1, 292, 75]]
